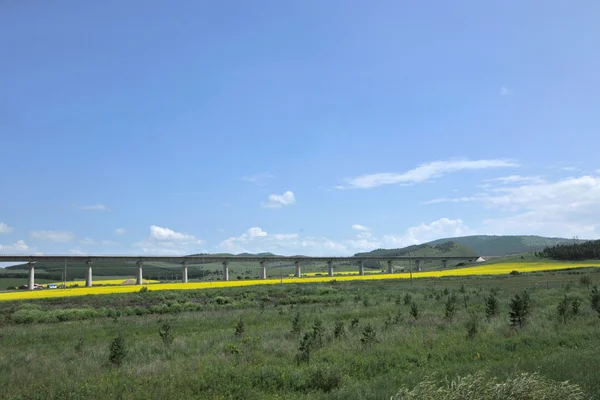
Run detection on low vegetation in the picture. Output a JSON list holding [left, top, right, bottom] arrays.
[[0, 270, 599, 399]]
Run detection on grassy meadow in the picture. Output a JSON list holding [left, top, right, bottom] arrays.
[[1, 268, 599, 399]]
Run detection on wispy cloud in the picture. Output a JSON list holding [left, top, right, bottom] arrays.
[[30, 230, 75, 243], [0, 240, 30, 253], [559, 166, 580, 172], [500, 86, 509, 96], [79, 204, 109, 211], [425, 175, 600, 238], [114, 228, 126, 236], [352, 224, 371, 232], [133, 225, 204, 255], [0, 222, 14, 234], [485, 175, 544, 184], [241, 172, 274, 186], [337, 159, 519, 189], [262, 191, 296, 208], [422, 197, 478, 205]]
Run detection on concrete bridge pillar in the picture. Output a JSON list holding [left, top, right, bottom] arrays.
[[222, 261, 229, 281], [28, 262, 35, 290], [259, 261, 266, 280], [415, 259, 421, 272], [294, 261, 301, 278], [136, 261, 143, 285], [86, 261, 93, 287], [358, 260, 365, 276], [327, 261, 333, 277], [182, 261, 188, 283], [387, 260, 393, 274], [442, 259, 447, 269]]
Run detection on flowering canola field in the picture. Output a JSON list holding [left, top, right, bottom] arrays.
[[1, 261, 597, 301]]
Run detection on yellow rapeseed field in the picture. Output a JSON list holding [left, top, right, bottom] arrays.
[[0, 261, 596, 301]]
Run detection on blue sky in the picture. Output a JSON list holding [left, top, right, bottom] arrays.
[[1, 1, 599, 257]]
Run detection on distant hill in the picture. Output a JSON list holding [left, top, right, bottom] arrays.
[[355, 241, 477, 258], [427, 235, 584, 257], [356, 235, 586, 258]]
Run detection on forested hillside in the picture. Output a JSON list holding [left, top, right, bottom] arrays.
[[538, 239, 600, 261]]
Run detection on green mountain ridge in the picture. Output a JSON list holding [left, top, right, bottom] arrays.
[[356, 235, 588, 258]]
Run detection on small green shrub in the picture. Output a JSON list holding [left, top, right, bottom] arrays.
[[580, 275, 592, 290], [509, 292, 531, 328], [403, 293, 412, 305], [360, 324, 377, 347], [410, 302, 419, 320], [444, 294, 457, 321], [108, 334, 127, 367], [235, 319, 245, 337], [139, 286, 149, 293], [291, 312, 302, 334], [333, 321, 345, 338], [485, 294, 499, 321], [158, 320, 174, 346], [466, 313, 478, 340], [591, 286, 600, 317]]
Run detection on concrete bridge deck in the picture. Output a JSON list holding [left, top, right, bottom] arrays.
[[0, 254, 478, 290]]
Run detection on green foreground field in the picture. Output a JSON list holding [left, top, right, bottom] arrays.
[[1, 269, 599, 399]]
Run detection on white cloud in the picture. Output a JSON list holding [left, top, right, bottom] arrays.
[[485, 175, 544, 184], [427, 175, 600, 238], [0, 240, 31, 253], [352, 224, 371, 232], [422, 197, 477, 205], [149, 225, 198, 241], [500, 86, 509, 96], [30, 230, 75, 243], [382, 218, 474, 248], [262, 191, 296, 208], [79, 204, 109, 211], [134, 225, 204, 255], [247, 227, 268, 238], [241, 172, 274, 185], [218, 219, 473, 256], [559, 166, 580, 172], [80, 238, 97, 245], [219, 227, 342, 256], [337, 159, 518, 189], [114, 228, 126, 236], [0, 222, 14, 234]]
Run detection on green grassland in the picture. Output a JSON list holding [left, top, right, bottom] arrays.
[[0, 268, 599, 399]]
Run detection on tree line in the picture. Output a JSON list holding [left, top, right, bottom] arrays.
[[537, 239, 600, 261]]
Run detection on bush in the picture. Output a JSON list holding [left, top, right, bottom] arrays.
[[444, 294, 457, 321], [333, 321, 345, 339], [410, 302, 419, 320], [403, 293, 412, 305], [291, 312, 302, 334], [360, 324, 377, 347], [139, 286, 149, 293], [466, 313, 478, 340], [158, 320, 174, 346], [509, 292, 531, 328], [557, 294, 570, 323], [108, 334, 127, 367], [509, 270, 521, 276], [391, 371, 586, 400], [485, 294, 499, 321], [580, 275, 592, 290], [235, 319, 245, 337]]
